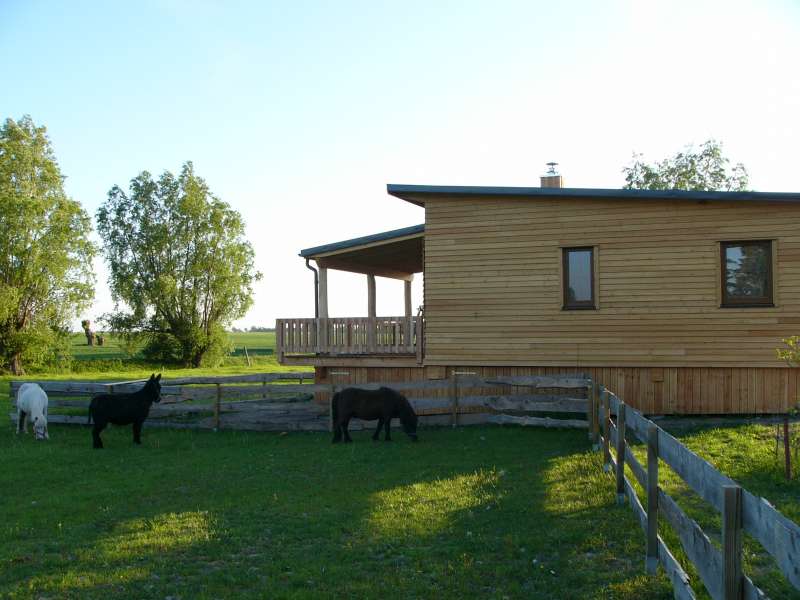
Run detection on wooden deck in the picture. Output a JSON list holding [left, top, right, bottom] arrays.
[[276, 316, 423, 363]]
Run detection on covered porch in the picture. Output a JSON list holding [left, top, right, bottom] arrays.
[[276, 224, 424, 364]]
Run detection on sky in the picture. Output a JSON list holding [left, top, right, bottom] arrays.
[[2, 0, 799, 329]]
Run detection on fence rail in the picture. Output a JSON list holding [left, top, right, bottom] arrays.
[[594, 386, 800, 599]]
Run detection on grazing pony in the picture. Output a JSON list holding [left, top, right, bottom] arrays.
[[88, 373, 162, 449], [331, 386, 418, 443], [16, 383, 49, 440]]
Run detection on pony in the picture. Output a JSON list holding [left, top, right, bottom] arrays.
[[88, 373, 162, 449], [16, 383, 49, 440], [331, 386, 418, 443]]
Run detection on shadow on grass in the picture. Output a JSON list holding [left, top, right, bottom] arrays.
[[1, 424, 673, 599]]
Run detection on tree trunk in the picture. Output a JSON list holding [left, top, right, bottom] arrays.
[[10, 353, 25, 375]]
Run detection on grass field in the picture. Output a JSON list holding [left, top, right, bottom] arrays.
[[68, 331, 277, 361], [3, 335, 798, 598], [1, 426, 674, 600]]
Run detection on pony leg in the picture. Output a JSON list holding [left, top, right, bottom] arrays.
[[332, 418, 343, 443], [372, 418, 384, 441], [17, 410, 26, 434], [92, 421, 106, 449], [384, 417, 392, 442], [343, 417, 353, 443], [132, 420, 143, 444]]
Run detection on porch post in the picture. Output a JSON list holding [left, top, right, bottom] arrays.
[[367, 274, 376, 350], [318, 266, 328, 351], [404, 276, 413, 349]]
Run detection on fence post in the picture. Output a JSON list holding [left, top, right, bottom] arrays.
[[450, 372, 459, 428], [616, 402, 627, 505], [646, 424, 659, 574], [784, 415, 792, 480], [722, 485, 743, 600], [602, 388, 611, 472], [586, 379, 595, 442], [592, 382, 599, 447], [214, 383, 221, 431]]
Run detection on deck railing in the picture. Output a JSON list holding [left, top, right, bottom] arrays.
[[276, 316, 422, 360]]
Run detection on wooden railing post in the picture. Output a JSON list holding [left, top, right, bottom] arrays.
[[275, 320, 284, 361], [646, 424, 659, 574], [616, 402, 627, 505], [602, 388, 611, 472], [723, 485, 743, 600]]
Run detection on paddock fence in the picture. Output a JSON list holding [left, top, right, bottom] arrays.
[[591, 383, 800, 599], [8, 372, 593, 432]]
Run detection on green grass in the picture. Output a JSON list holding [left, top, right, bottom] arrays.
[[630, 423, 800, 599], [68, 331, 276, 361], [1, 426, 673, 600]]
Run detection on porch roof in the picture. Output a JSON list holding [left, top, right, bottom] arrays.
[[300, 224, 424, 280]]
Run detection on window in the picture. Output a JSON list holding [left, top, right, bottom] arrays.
[[563, 247, 595, 309], [720, 240, 773, 307]]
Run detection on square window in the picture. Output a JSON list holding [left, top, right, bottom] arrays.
[[720, 241, 773, 307], [563, 247, 595, 309]]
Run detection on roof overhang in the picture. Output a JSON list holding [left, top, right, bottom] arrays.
[[387, 184, 800, 207], [300, 224, 424, 281]]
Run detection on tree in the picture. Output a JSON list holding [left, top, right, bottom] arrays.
[[97, 162, 261, 367], [0, 116, 96, 374], [622, 139, 748, 191]]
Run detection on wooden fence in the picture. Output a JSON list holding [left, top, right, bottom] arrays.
[[9, 372, 592, 432], [592, 384, 800, 599]]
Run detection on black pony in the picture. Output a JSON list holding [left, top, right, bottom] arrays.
[[88, 373, 162, 449], [331, 387, 418, 443]]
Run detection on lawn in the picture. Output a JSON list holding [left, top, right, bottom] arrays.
[[1, 426, 673, 600], [68, 331, 276, 361]]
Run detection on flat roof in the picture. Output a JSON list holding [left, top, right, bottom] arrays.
[[387, 184, 800, 207], [299, 224, 424, 258]]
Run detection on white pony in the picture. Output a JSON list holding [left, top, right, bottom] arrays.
[[16, 383, 49, 440]]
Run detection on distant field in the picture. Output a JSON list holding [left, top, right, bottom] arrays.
[[69, 331, 276, 360]]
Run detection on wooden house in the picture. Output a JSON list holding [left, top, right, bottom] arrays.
[[277, 174, 800, 414]]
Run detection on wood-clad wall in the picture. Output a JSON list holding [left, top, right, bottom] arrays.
[[423, 196, 800, 369], [315, 365, 798, 414]]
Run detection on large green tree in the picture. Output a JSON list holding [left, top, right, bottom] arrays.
[[97, 162, 261, 367], [0, 116, 96, 374], [622, 139, 748, 191]]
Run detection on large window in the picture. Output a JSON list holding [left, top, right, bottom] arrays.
[[720, 240, 773, 307], [562, 247, 595, 309]]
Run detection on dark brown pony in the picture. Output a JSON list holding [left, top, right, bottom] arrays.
[[331, 387, 418, 443]]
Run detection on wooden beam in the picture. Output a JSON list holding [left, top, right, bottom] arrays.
[[723, 486, 743, 600], [404, 277, 413, 317], [316, 257, 415, 281], [318, 267, 328, 319], [367, 274, 376, 350], [367, 274, 376, 318]]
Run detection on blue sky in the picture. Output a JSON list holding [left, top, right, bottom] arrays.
[[3, 0, 799, 327]]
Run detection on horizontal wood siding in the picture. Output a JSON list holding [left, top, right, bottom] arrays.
[[315, 364, 798, 414], [424, 196, 800, 369]]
